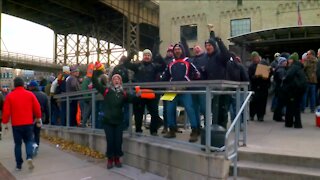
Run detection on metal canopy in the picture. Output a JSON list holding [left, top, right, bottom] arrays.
[[228, 25, 320, 46]]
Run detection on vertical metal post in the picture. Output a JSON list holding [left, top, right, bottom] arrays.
[[243, 85, 248, 146], [205, 86, 212, 153], [107, 41, 111, 66], [76, 34, 79, 64], [97, 38, 100, 61], [54, 33, 57, 64], [86, 35, 90, 64], [64, 35, 67, 65], [236, 87, 241, 144], [91, 91, 96, 129], [66, 96, 70, 127]]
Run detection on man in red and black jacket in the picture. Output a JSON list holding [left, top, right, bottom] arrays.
[[2, 77, 41, 170]]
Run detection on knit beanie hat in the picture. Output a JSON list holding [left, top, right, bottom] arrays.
[[70, 65, 79, 72], [302, 52, 307, 60], [288, 52, 299, 61], [29, 80, 39, 87], [251, 51, 260, 58], [143, 49, 152, 57], [95, 61, 105, 71], [205, 39, 215, 47], [278, 57, 287, 65], [167, 45, 174, 52], [62, 66, 70, 73], [111, 74, 122, 84]]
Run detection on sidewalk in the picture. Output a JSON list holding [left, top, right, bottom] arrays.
[[243, 107, 320, 158], [0, 129, 165, 180]]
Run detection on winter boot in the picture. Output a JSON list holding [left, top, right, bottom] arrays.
[[107, 158, 114, 169], [163, 128, 176, 138], [161, 127, 168, 134], [189, 129, 199, 143], [114, 157, 122, 168]]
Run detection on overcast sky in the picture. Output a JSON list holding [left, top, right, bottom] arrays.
[[1, 13, 54, 58]]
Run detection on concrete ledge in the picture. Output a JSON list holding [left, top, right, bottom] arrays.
[[42, 127, 230, 180]]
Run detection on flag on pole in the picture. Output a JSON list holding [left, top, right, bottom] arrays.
[[297, 0, 303, 26]]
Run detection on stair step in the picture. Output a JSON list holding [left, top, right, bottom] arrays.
[[234, 160, 320, 180], [238, 151, 320, 169]]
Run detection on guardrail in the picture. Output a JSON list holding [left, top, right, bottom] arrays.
[[50, 80, 252, 179], [0, 51, 60, 68]]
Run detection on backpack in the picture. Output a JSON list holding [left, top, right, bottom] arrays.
[[294, 68, 307, 93]]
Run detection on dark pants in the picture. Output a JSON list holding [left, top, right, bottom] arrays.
[[104, 123, 123, 159], [285, 95, 303, 128], [95, 100, 104, 129], [60, 101, 67, 126], [192, 94, 206, 128], [133, 98, 161, 134], [12, 125, 34, 167], [33, 123, 41, 146], [273, 95, 286, 121], [69, 100, 78, 127], [250, 89, 268, 119], [122, 103, 130, 130], [212, 95, 231, 129], [51, 98, 60, 125]]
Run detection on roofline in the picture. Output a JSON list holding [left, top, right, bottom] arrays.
[[228, 25, 320, 41]]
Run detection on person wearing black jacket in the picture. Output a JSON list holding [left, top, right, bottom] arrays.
[[283, 53, 306, 128], [248, 51, 271, 122], [204, 29, 232, 129], [273, 57, 288, 122], [0, 91, 3, 140], [124, 49, 166, 135], [28, 80, 49, 156]]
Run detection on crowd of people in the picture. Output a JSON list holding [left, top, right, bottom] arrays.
[[1, 24, 320, 170]]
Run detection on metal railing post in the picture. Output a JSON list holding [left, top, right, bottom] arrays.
[[205, 86, 212, 153], [243, 85, 249, 146], [66, 96, 70, 127], [91, 92, 96, 129]]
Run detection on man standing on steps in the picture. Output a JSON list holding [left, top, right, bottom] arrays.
[[2, 77, 42, 171]]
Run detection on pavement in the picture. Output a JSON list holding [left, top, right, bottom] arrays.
[[1, 100, 320, 180], [0, 127, 165, 180]]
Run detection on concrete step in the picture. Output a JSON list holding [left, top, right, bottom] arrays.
[[238, 151, 320, 169], [235, 160, 320, 180]]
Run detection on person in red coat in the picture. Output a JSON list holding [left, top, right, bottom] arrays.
[[2, 77, 42, 171]]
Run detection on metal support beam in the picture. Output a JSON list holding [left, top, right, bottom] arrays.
[[64, 35, 67, 65], [76, 34, 80, 64]]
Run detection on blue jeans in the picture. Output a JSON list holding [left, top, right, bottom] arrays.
[[12, 125, 34, 167], [192, 94, 206, 127], [229, 94, 244, 123], [166, 94, 198, 129], [302, 83, 317, 111]]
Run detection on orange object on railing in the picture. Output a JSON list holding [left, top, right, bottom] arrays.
[[135, 86, 156, 99]]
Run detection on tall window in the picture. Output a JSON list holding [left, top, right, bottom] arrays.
[[230, 18, 251, 37], [180, 24, 197, 41]]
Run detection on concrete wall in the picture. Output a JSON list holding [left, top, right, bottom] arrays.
[[159, 0, 320, 55], [42, 127, 230, 180]]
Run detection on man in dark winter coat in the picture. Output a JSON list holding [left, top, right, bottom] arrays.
[[28, 80, 49, 156], [203, 28, 232, 129], [283, 53, 306, 128], [124, 49, 166, 135], [248, 51, 271, 122]]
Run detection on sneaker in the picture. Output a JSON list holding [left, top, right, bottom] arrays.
[[33, 143, 39, 157], [27, 159, 34, 170], [15, 165, 22, 171]]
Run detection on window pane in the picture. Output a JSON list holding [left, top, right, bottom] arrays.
[[231, 18, 251, 37], [180, 24, 197, 41]]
